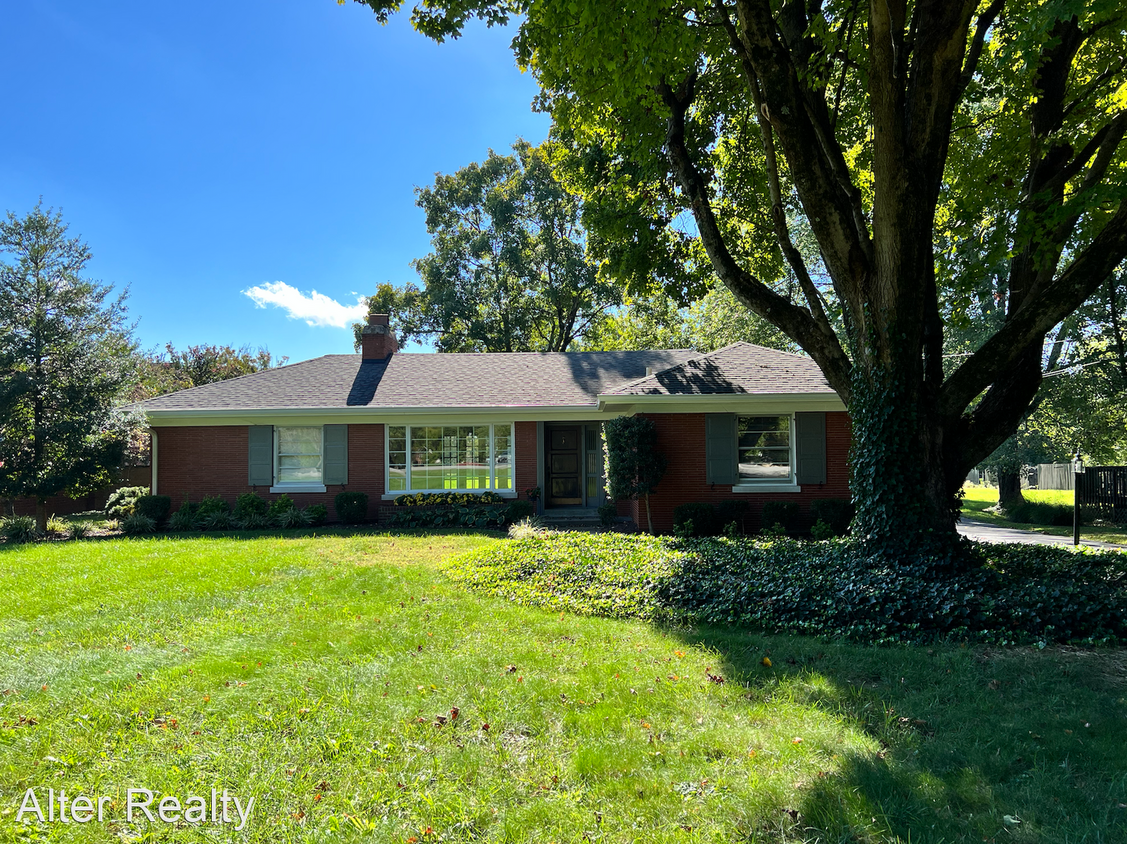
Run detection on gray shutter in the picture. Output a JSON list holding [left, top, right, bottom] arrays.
[[705, 414, 738, 485], [248, 425, 274, 486], [323, 424, 348, 486], [794, 412, 827, 485]]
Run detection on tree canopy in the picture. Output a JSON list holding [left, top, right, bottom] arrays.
[[373, 141, 620, 352], [356, 0, 1127, 553], [0, 203, 137, 529], [133, 342, 286, 400]]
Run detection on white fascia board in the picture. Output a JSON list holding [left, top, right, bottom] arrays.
[[597, 392, 846, 414], [143, 405, 631, 427]]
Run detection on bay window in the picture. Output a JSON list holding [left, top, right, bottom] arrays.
[[387, 423, 513, 493]]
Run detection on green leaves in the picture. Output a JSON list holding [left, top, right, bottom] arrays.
[[0, 203, 138, 519]]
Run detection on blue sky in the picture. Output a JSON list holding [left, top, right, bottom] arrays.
[[2, 1, 549, 362]]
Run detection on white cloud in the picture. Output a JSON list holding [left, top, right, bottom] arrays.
[[243, 281, 367, 329]]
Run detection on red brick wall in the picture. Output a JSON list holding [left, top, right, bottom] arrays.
[[8, 466, 152, 517], [514, 421, 538, 499], [638, 411, 852, 534], [155, 424, 385, 521]]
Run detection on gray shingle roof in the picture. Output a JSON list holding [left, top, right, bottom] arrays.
[[137, 349, 701, 411], [600, 342, 835, 397]]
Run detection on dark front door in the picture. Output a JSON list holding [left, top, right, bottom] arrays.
[[546, 425, 582, 506]]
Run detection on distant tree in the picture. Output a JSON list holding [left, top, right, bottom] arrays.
[[584, 281, 799, 354], [399, 140, 620, 352], [0, 203, 137, 531], [603, 416, 667, 535], [351, 282, 415, 351], [134, 342, 286, 400]]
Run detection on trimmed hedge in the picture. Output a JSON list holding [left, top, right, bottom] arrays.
[[394, 492, 505, 507], [335, 491, 369, 524], [444, 534, 1127, 646], [134, 494, 172, 525]]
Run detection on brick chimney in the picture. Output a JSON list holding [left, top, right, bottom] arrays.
[[361, 313, 398, 360]]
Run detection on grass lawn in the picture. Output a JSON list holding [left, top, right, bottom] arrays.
[[961, 485, 1127, 546], [1, 530, 1125, 842]]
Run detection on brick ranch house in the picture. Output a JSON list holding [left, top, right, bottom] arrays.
[[135, 315, 850, 534]]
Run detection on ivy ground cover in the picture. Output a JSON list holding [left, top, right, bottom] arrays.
[[1, 530, 1125, 843]]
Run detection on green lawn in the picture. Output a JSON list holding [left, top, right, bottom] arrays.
[[1, 530, 1125, 842], [961, 484, 1127, 546]]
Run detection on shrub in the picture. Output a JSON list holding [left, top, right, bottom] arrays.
[[508, 516, 551, 539], [598, 502, 618, 527], [105, 486, 148, 519], [135, 494, 172, 525], [68, 521, 91, 540], [810, 498, 854, 535], [504, 499, 535, 525], [335, 491, 369, 525], [391, 505, 505, 529], [672, 503, 719, 537], [716, 500, 750, 534], [760, 501, 802, 535], [121, 513, 157, 535], [445, 534, 1127, 646], [811, 519, 836, 541], [1005, 500, 1077, 527], [194, 497, 233, 531], [45, 516, 70, 536], [275, 507, 309, 529], [304, 504, 328, 526], [268, 495, 297, 525], [2, 516, 40, 543], [168, 502, 196, 531], [394, 491, 505, 507], [236, 512, 272, 530], [235, 492, 269, 519]]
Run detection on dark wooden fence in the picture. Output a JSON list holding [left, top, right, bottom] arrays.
[[6, 466, 152, 518], [1077, 466, 1127, 525]]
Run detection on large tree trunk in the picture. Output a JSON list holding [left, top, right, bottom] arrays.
[[35, 500, 48, 534], [997, 472, 1026, 508]]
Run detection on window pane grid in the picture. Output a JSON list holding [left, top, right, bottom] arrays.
[[737, 415, 792, 482], [390, 423, 513, 492]]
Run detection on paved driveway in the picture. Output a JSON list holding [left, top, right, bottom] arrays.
[[957, 517, 1124, 551]]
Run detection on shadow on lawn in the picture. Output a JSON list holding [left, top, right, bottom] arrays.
[[670, 623, 1127, 841]]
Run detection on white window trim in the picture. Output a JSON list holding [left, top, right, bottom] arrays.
[[271, 426, 327, 494], [731, 412, 799, 493], [385, 422, 516, 495]]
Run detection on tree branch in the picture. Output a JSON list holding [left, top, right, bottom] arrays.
[[940, 201, 1127, 418], [957, 0, 1005, 97], [656, 75, 853, 398]]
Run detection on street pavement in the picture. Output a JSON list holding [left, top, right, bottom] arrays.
[[956, 517, 1124, 551]]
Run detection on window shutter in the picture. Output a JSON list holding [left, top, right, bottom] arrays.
[[248, 425, 274, 486], [705, 414, 738, 485], [323, 424, 348, 485], [794, 412, 827, 485]]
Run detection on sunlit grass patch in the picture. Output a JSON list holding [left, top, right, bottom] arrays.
[[0, 531, 1124, 843]]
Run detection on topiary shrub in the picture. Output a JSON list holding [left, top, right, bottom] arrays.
[[235, 492, 269, 520], [304, 504, 328, 526], [2, 516, 40, 543], [810, 498, 854, 536], [672, 502, 719, 537], [603, 416, 667, 534], [121, 513, 157, 535], [335, 491, 368, 525], [105, 486, 148, 519], [716, 500, 750, 535], [135, 495, 172, 525], [760, 501, 802, 535]]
